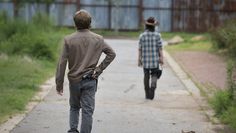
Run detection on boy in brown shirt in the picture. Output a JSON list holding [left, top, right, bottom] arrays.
[[56, 10, 116, 133]]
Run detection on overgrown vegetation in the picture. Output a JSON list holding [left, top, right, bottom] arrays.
[[210, 19, 236, 58], [0, 12, 58, 60], [210, 60, 236, 130], [0, 12, 68, 123], [0, 56, 55, 123], [209, 20, 236, 131]]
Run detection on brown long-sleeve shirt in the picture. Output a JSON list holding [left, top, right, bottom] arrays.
[[55, 29, 116, 91]]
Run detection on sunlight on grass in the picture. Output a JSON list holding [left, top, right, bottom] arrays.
[[166, 40, 212, 52], [165, 34, 212, 52]]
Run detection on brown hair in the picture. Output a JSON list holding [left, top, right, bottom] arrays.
[[73, 10, 91, 30]]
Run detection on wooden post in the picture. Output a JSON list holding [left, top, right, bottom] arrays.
[[138, 0, 143, 29], [108, 0, 112, 30], [76, 0, 80, 11], [46, 1, 50, 15], [171, 0, 174, 32]]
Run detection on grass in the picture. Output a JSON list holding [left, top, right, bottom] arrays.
[[164, 32, 217, 103], [0, 28, 68, 123], [165, 33, 212, 52], [210, 21, 236, 131], [210, 91, 232, 116], [210, 90, 236, 130], [0, 12, 72, 123], [0, 34, 66, 124], [221, 106, 236, 130], [0, 19, 222, 125], [0, 56, 55, 123], [166, 40, 212, 52]]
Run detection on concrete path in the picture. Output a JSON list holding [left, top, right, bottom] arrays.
[[11, 39, 221, 133]]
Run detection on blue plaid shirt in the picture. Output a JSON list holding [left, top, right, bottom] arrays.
[[139, 30, 163, 69]]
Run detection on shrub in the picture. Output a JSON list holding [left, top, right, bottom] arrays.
[[0, 11, 60, 61], [0, 12, 32, 41], [210, 60, 236, 131], [0, 11, 10, 41], [227, 60, 236, 100], [31, 13, 54, 31], [0, 10, 64, 124], [210, 91, 232, 116], [221, 107, 236, 130], [30, 40, 54, 60], [210, 19, 236, 57], [0, 32, 56, 60], [1, 33, 33, 54]]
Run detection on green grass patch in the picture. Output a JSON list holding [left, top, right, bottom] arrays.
[[165, 33, 212, 52], [210, 90, 236, 131], [0, 56, 56, 123], [0, 13, 68, 61], [210, 91, 232, 116], [220, 106, 236, 130], [0, 12, 71, 124], [166, 39, 212, 52]]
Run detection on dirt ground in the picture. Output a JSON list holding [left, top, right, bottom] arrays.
[[171, 51, 227, 90]]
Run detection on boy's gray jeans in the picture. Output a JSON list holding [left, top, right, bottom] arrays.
[[68, 79, 97, 133]]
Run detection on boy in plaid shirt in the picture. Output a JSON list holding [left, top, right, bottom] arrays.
[[138, 17, 164, 100]]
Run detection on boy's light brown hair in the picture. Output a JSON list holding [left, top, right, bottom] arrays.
[[73, 10, 91, 30]]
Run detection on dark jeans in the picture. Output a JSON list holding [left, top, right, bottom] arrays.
[[68, 79, 97, 133], [143, 68, 159, 99]]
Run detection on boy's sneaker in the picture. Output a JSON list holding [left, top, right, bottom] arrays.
[[149, 87, 155, 100], [68, 129, 79, 133]]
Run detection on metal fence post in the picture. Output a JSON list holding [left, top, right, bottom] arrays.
[[138, 0, 143, 29], [13, 0, 18, 17], [171, 0, 174, 32], [108, 1, 112, 30], [76, 0, 80, 11]]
